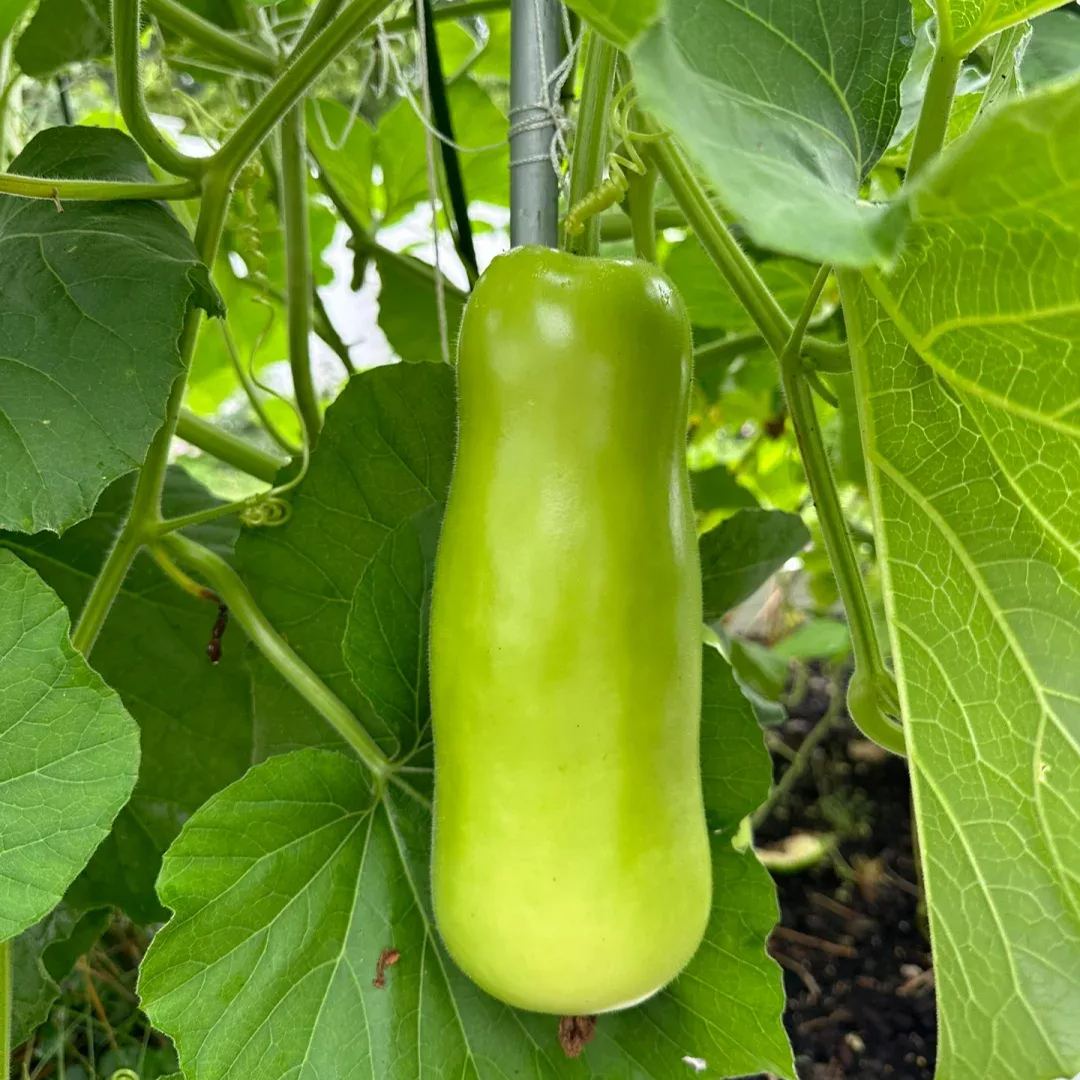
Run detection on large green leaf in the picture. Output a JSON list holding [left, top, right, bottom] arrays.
[[632, 0, 913, 266], [0, 126, 220, 534], [700, 508, 810, 620], [237, 364, 457, 761], [840, 77, 1080, 1080], [2, 471, 254, 922], [0, 551, 139, 941], [13, 0, 108, 76], [139, 651, 791, 1080], [146, 361, 792, 1078], [935, 0, 1065, 53]]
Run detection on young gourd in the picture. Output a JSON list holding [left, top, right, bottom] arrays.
[[429, 246, 711, 1016]]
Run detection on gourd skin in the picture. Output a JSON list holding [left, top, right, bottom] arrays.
[[430, 246, 710, 1016]]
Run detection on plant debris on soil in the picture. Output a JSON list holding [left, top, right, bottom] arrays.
[[754, 672, 935, 1080]]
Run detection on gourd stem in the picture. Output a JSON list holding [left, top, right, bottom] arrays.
[[160, 532, 394, 783], [626, 159, 658, 262], [145, 0, 278, 74], [113, 0, 206, 177], [175, 409, 290, 482], [778, 267, 905, 756], [649, 130, 789, 354], [906, 42, 962, 180], [565, 32, 617, 256], [280, 105, 321, 443], [647, 130, 850, 369], [0, 174, 199, 201], [70, 171, 233, 656]]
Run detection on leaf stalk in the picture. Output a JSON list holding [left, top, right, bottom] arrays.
[[160, 532, 393, 782]]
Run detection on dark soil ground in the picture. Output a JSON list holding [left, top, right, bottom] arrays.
[[755, 673, 935, 1080]]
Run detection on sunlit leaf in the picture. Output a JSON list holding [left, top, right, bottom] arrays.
[[841, 77, 1080, 1080]]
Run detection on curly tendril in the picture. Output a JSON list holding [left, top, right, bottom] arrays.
[[564, 82, 665, 238], [240, 494, 293, 527]]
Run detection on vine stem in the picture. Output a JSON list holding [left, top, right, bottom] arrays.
[[160, 532, 393, 783], [625, 159, 658, 262], [114, 0, 205, 177], [146, 0, 278, 75], [565, 31, 617, 256], [778, 267, 905, 756], [650, 130, 790, 353], [648, 129, 848, 372], [0, 174, 199, 201], [175, 409, 289, 482], [280, 105, 321, 443], [70, 173, 234, 655], [906, 42, 962, 180]]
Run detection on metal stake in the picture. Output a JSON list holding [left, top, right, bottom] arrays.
[[509, 0, 563, 248]]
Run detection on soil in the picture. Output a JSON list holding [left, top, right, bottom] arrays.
[[755, 673, 936, 1080]]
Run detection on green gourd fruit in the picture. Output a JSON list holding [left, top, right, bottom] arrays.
[[430, 246, 710, 1016]]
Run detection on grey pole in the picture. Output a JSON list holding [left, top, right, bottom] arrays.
[[509, 0, 563, 248]]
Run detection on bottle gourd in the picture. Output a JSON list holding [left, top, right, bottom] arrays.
[[430, 246, 711, 1015]]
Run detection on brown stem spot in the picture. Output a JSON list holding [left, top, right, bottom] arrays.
[[373, 947, 401, 989], [557, 1015, 597, 1058], [206, 604, 230, 665]]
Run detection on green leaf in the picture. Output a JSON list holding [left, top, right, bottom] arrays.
[[0, 551, 139, 941], [632, 0, 913, 266], [936, 0, 1064, 53], [236, 363, 457, 760], [562, 0, 661, 47], [13, 0, 108, 76], [2, 470, 254, 922], [377, 78, 507, 222], [729, 637, 789, 704], [342, 504, 441, 741], [142, 742, 791, 1079], [10, 903, 111, 1045], [307, 98, 375, 232], [772, 618, 851, 662], [840, 77, 1080, 1080], [0, 126, 220, 534], [1022, 7, 1080, 85], [666, 239, 821, 330], [374, 248, 466, 364], [700, 508, 810, 619], [465, 8, 510, 79], [700, 643, 781, 822], [690, 464, 758, 514]]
